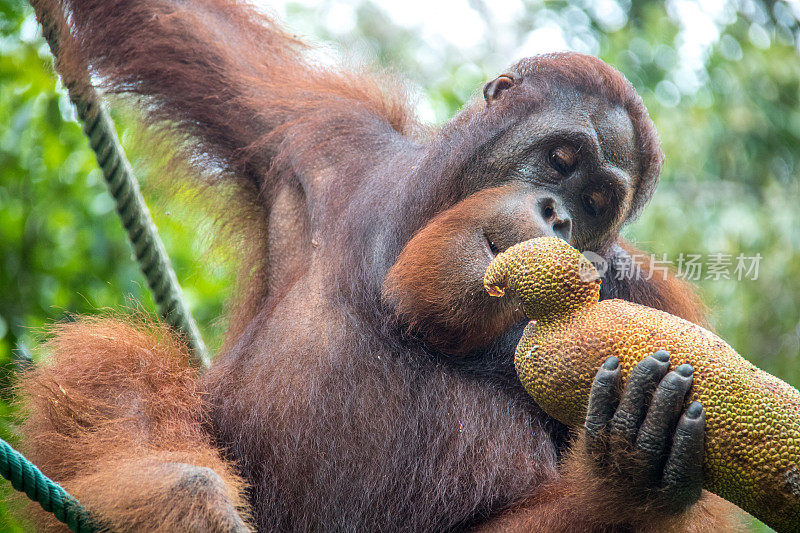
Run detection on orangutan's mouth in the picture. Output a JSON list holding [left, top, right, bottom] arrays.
[[483, 231, 501, 260]]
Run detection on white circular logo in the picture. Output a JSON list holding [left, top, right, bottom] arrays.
[[579, 251, 607, 282]]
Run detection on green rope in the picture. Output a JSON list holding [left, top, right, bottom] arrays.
[[0, 438, 95, 532], [0, 4, 213, 529], [32, 4, 210, 368]]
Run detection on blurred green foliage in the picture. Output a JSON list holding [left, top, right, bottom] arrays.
[[0, 0, 232, 528], [1, 0, 799, 530]]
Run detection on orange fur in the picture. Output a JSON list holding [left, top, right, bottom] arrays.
[[477, 432, 742, 532], [384, 186, 529, 354], [17, 318, 252, 531], [20, 0, 738, 530]]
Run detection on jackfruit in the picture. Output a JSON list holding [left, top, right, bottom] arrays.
[[484, 236, 800, 532]]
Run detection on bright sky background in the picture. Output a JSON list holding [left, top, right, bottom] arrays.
[[264, 0, 732, 82], [254, 0, 798, 120], [256, 0, 757, 120]]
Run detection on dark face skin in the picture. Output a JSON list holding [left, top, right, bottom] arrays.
[[23, 0, 717, 525], [470, 80, 705, 518], [384, 75, 706, 523], [383, 83, 649, 356], [383, 84, 650, 362], [467, 88, 639, 254]]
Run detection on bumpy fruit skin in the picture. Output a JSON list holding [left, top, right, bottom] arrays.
[[484, 237, 800, 532]]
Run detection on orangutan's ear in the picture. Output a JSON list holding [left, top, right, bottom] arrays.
[[483, 74, 518, 105]]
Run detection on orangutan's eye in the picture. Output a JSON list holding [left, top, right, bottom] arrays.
[[548, 146, 578, 176], [582, 189, 610, 218]]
